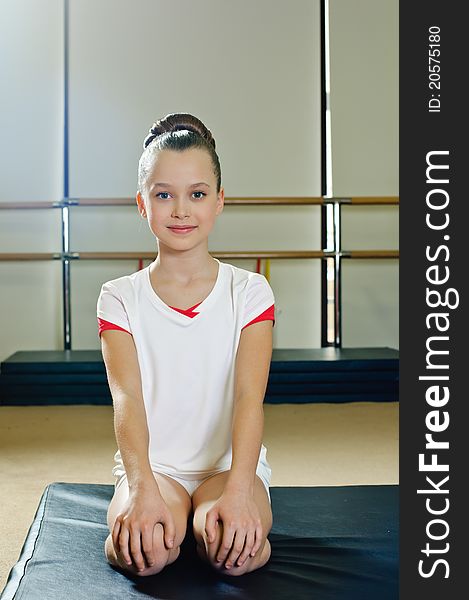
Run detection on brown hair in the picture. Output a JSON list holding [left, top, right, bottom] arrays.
[[138, 113, 222, 193]]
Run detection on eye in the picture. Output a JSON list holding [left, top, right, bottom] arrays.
[[193, 191, 206, 199], [156, 192, 171, 199]]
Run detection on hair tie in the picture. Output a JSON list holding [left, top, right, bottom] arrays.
[[143, 129, 159, 149]]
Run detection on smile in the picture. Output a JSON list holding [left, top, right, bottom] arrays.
[[168, 226, 197, 234]]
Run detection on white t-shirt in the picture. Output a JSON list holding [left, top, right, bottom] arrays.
[[96, 258, 275, 482]]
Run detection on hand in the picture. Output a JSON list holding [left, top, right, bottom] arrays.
[[205, 489, 263, 569], [112, 482, 176, 572]]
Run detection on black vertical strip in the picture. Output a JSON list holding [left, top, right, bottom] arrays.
[[62, 0, 71, 350], [63, 0, 69, 199], [320, 0, 330, 347], [320, 210, 329, 347], [319, 0, 327, 199], [400, 2, 465, 597]]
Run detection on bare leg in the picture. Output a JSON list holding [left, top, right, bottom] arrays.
[[191, 471, 272, 576], [105, 472, 192, 576]]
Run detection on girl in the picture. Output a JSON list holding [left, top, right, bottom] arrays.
[[97, 113, 275, 577]]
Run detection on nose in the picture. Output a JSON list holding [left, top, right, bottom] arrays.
[[171, 198, 190, 219]]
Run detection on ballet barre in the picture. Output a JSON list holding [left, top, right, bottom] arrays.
[[0, 196, 399, 348]]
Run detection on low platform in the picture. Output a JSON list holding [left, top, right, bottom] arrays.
[[0, 348, 399, 405], [0, 482, 398, 600]]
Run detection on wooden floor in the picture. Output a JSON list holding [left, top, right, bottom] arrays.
[[0, 402, 398, 590]]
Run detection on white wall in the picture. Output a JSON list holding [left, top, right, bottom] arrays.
[[0, 0, 64, 361], [329, 0, 399, 348], [69, 0, 322, 198], [329, 0, 398, 196], [67, 0, 323, 351], [0, 0, 399, 361]]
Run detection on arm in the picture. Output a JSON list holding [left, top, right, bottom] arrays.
[[226, 319, 273, 495], [101, 330, 175, 569], [204, 319, 273, 567], [101, 329, 155, 490]]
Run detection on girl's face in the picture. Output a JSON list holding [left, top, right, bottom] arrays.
[[137, 148, 224, 250]]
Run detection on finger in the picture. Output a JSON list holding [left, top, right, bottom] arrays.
[[118, 525, 132, 566], [251, 523, 264, 556], [216, 523, 235, 564], [112, 518, 122, 554], [141, 525, 155, 568], [237, 529, 255, 566], [162, 513, 176, 550], [225, 530, 246, 569], [129, 528, 145, 572], [205, 510, 219, 544]]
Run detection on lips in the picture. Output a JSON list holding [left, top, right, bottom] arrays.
[[168, 226, 197, 233]]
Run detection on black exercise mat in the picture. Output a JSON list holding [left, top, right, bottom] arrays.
[[1, 483, 398, 600], [0, 348, 399, 405], [1, 369, 397, 385], [1, 348, 399, 374]]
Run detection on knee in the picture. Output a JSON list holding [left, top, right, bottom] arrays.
[[133, 546, 181, 577], [221, 538, 271, 577], [192, 517, 224, 571], [193, 521, 271, 576], [123, 549, 180, 577], [104, 533, 180, 577]]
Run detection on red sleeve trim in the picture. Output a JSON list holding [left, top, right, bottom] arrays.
[[97, 318, 132, 337], [241, 304, 275, 331]]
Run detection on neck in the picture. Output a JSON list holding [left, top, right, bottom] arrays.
[[152, 245, 217, 284]]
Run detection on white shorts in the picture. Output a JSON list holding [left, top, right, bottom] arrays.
[[115, 447, 272, 503]]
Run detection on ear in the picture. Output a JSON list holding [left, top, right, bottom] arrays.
[[136, 191, 147, 218], [216, 187, 225, 215]]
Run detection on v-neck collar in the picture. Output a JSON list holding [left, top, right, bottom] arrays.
[[143, 258, 224, 324]]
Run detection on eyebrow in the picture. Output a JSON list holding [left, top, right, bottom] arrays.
[[150, 181, 211, 190]]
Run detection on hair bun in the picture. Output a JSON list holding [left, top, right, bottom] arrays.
[[143, 112, 216, 150]]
